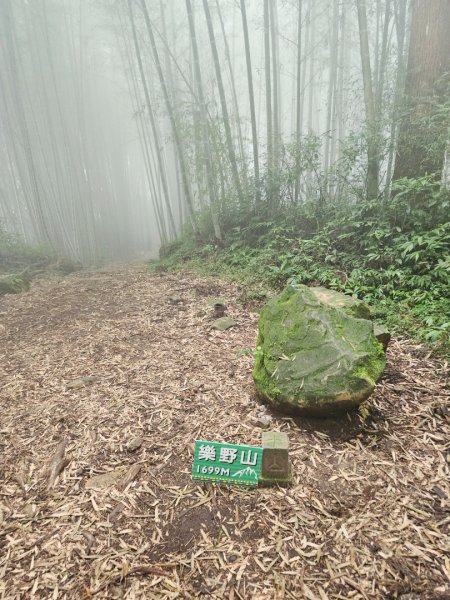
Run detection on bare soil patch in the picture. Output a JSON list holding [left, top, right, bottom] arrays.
[[0, 267, 448, 599]]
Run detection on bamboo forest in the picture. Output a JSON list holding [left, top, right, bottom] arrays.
[[0, 1, 449, 599]]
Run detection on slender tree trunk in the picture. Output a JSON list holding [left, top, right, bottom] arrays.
[[186, 0, 222, 240], [375, 0, 392, 116], [356, 0, 379, 199], [393, 0, 450, 180], [0, 71, 36, 236], [189, 42, 206, 209], [307, 0, 316, 134], [120, 19, 167, 244], [159, 0, 184, 227], [127, 0, 176, 239], [240, 0, 261, 203], [140, 0, 196, 222], [300, 0, 310, 135], [336, 0, 347, 164], [324, 0, 339, 175], [305, 0, 316, 192], [202, 0, 244, 207], [294, 0, 302, 203], [32, 8, 74, 252], [443, 129, 450, 188], [215, 0, 246, 173], [385, 0, 408, 197], [42, 0, 82, 252], [263, 0, 273, 189], [269, 0, 280, 177], [0, 0, 51, 244]]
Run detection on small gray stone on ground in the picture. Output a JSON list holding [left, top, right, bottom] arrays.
[[211, 317, 236, 331], [254, 414, 273, 429], [66, 376, 100, 390], [85, 467, 127, 490], [21, 504, 36, 518], [126, 436, 143, 452]]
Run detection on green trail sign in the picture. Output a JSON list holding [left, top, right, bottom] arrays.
[[192, 440, 263, 487]]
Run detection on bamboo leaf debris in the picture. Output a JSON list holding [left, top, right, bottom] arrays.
[[0, 269, 448, 598]]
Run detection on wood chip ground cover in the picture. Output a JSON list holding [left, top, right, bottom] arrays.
[[0, 268, 448, 599]]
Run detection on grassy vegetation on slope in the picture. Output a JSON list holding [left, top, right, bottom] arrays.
[[151, 177, 450, 357], [0, 225, 59, 294], [0, 226, 53, 274]]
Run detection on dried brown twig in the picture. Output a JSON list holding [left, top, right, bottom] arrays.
[[46, 440, 70, 491], [89, 565, 169, 596]]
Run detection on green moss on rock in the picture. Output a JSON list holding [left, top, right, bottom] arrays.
[[252, 285, 386, 417]]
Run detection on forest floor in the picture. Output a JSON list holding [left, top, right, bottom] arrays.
[[0, 266, 449, 600]]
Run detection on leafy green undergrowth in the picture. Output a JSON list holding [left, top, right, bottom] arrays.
[[0, 225, 54, 275], [0, 225, 56, 296], [150, 177, 450, 357]]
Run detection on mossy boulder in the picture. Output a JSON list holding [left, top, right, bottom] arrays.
[[253, 285, 386, 417], [0, 273, 30, 296]]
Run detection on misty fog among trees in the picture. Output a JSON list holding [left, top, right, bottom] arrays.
[[1, 4, 449, 596], [1, 0, 448, 264]]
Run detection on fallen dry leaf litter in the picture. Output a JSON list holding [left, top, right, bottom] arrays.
[[0, 267, 448, 599]]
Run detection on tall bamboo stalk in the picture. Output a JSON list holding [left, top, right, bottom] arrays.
[[356, 0, 379, 199], [202, 0, 244, 207], [240, 0, 260, 203], [127, 0, 177, 239], [186, 0, 222, 239], [140, 0, 196, 222]]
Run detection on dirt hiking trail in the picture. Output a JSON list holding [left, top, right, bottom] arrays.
[[0, 268, 448, 599]]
